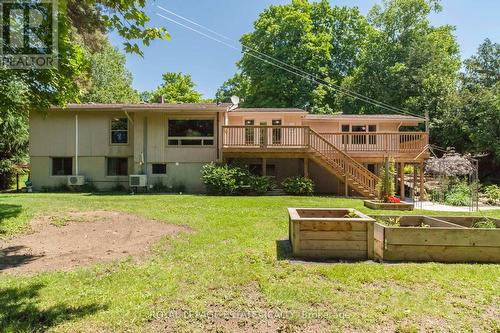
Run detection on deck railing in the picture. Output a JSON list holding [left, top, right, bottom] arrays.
[[222, 126, 310, 148], [222, 126, 428, 153], [318, 132, 428, 153], [308, 129, 379, 194]]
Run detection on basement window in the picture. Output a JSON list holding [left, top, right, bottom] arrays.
[[107, 157, 128, 176], [152, 164, 167, 175], [52, 157, 72, 176]]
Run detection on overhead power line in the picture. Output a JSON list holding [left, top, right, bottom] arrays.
[[155, 6, 424, 119]]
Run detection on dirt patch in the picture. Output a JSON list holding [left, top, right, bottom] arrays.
[[0, 211, 188, 274]]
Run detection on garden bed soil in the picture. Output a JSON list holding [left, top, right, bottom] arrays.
[[364, 200, 414, 211], [0, 211, 188, 274]]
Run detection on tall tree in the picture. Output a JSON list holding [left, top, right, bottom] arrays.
[[439, 39, 500, 181], [234, 0, 369, 112], [67, 0, 169, 56], [339, 0, 460, 123], [0, 74, 30, 189], [0, 0, 170, 189], [150, 72, 202, 103], [80, 42, 139, 103], [215, 73, 251, 104]]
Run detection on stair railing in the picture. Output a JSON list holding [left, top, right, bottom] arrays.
[[308, 129, 380, 194]]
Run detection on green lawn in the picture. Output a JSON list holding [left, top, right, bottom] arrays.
[[0, 193, 499, 332]]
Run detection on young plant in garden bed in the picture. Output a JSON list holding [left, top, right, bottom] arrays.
[[376, 217, 401, 227], [343, 210, 359, 218], [376, 157, 396, 203], [471, 218, 497, 229]]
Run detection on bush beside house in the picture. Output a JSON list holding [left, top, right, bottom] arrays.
[[281, 177, 314, 196], [201, 163, 274, 195]]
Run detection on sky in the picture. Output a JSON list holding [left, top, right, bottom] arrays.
[[109, 0, 500, 99]]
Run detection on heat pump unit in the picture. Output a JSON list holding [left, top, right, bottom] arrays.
[[67, 175, 85, 186], [129, 175, 147, 187]]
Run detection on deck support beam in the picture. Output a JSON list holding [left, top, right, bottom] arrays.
[[344, 175, 349, 197], [262, 158, 267, 177], [419, 162, 425, 200], [413, 164, 418, 200], [304, 157, 309, 178], [399, 162, 405, 199]]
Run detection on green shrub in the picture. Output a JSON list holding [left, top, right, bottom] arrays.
[[282, 177, 314, 196], [201, 163, 248, 195], [170, 182, 186, 194], [41, 183, 70, 192], [80, 182, 98, 193], [483, 185, 500, 205], [201, 163, 238, 195], [110, 183, 127, 192], [152, 181, 169, 193], [445, 181, 471, 206], [403, 165, 414, 175], [249, 176, 274, 195], [201, 163, 273, 195]]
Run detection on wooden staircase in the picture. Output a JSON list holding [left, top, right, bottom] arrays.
[[308, 129, 379, 197]]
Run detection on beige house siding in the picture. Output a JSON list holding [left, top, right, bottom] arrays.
[[30, 109, 222, 191], [29, 105, 427, 194]]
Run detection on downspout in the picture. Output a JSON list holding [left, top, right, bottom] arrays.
[[75, 114, 79, 175], [143, 116, 148, 175]]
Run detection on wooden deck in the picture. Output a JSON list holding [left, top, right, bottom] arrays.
[[222, 126, 429, 162], [222, 126, 429, 198]]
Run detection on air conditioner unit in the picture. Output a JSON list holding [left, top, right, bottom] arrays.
[[67, 175, 85, 186], [129, 175, 147, 187]]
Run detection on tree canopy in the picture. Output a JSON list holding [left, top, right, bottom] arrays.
[[0, 0, 169, 188], [339, 0, 461, 122], [80, 42, 139, 104], [149, 72, 203, 104], [236, 0, 369, 112]]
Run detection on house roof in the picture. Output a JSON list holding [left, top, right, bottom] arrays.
[[229, 108, 307, 113], [304, 113, 425, 121], [52, 103, 231, 112], [51, 104, 424, 121]]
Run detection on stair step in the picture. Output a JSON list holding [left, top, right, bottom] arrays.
[[266, 188, 286, 196]]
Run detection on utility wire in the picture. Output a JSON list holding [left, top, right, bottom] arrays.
[[156, 5, 424, 119], [157, 5, 412, 116]]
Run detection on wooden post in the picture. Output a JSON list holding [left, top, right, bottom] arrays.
[[367, 221, 374, 259], [413, 165, 418, 200], [262, 158, 267, 177], [400, 162, 405, 199], [420, 162, 425, 200], [304, 157, 309, 178], [344, 175, 349, 197]]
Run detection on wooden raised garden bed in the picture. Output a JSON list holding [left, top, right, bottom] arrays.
[[364, 200, 414, 211], [373, 216, 500, 263], [288, 208, 375, 260]]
